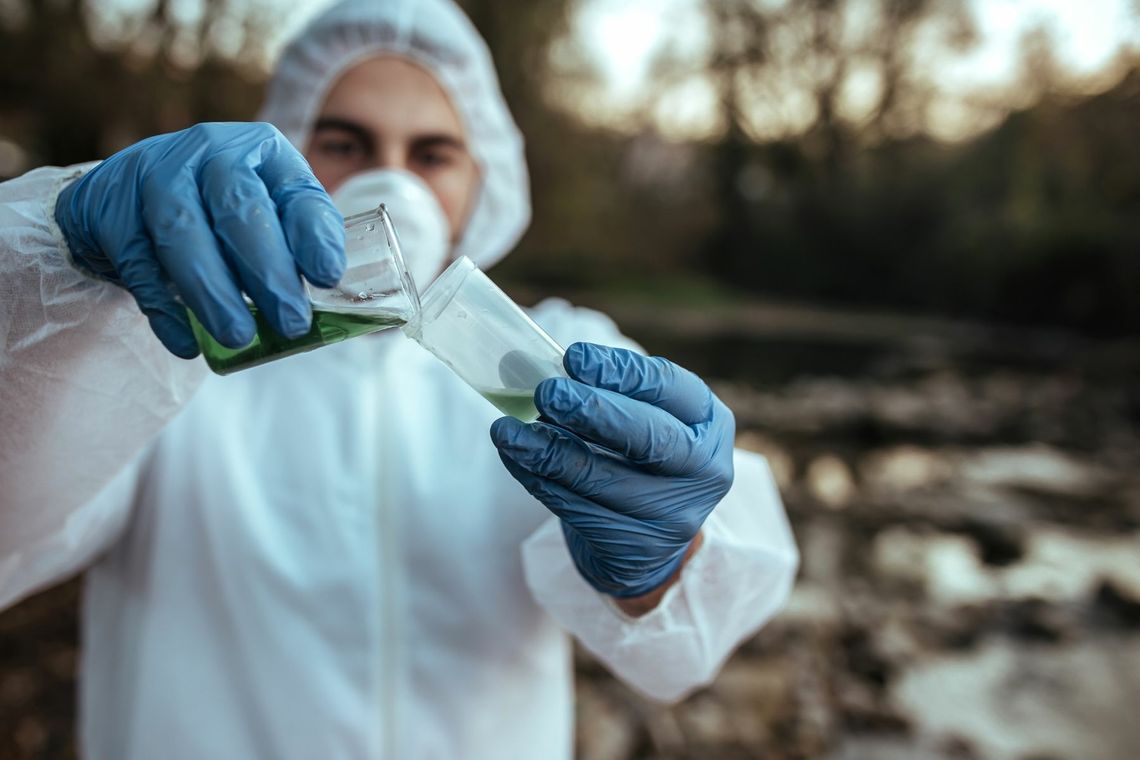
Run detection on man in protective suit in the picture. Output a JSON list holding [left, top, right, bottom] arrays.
[[0, 1, 798, 757]]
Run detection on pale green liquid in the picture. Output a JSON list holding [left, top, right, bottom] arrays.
[[189, 305, 405, 375], [480, 388, 540, 422]]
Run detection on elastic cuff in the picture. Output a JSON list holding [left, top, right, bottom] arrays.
[[605, 551, 689, 599], [599, 534, 711, 623], [47, 163, 120, 285]]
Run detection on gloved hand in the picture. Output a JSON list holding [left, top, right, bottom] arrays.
[[55, 122, 346, 358], [491, 342, 735, 598]]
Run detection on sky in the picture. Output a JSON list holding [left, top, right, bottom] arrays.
[[925, 0, 1137, 90], [576, 0, 1138, 96], [569, 0, 1139, 138]]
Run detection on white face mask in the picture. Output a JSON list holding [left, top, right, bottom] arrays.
[[330, 169, 451, 292]]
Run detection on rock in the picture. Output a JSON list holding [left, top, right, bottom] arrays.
[[872, 527, 931, 587], [807, 455, 857, 509], [891, 638, 1140, 760], [958, 445, 1109, 498], [826, 734, 964, 760], [800, 520, 849, 585], [875, 611, 923, 664], [860, 445, 953, 493], [705, 658, 793, 747], [735, 430, 796, 490], [675, 693, 738, 746], [574, 685, 639, 760], [872, 529, 999, 606], [923, 536, 999, 607], [1003, 527, 1140, 603], [781, 582, 844, 629]]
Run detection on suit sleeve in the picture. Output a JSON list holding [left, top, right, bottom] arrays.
[[0, 164, 207, 610], [519, 298, 799, 702]]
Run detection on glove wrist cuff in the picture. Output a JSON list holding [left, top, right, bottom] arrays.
[[54, 177, 123, 285], [603, 548, 689, 599]]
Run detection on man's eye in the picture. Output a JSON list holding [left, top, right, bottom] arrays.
[[414, 149, 456, 169], [318, 139, 365, 159]]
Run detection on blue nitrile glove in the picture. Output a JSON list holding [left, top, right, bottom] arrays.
[[490, 342, 736, 598], [54, 122, 346, 358]]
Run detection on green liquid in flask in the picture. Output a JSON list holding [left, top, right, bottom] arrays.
[[190, 305, 406, 375], [479, 388, 540, 422]]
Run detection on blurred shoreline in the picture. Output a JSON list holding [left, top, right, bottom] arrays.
[[566, 297, 1140, 760], [2, 298, 1138, 759]]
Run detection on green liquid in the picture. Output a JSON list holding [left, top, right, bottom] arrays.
[[480, 388, 540, 422], [190, 305, 406, 375]]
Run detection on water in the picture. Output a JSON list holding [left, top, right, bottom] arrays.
[[189, 305, 406, 375], [479, 388, 540, 422]]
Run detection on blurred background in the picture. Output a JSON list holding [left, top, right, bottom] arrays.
[[1, 0, 1139, 758]]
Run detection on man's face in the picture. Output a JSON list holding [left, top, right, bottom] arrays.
[[305, 55, 480, 242]]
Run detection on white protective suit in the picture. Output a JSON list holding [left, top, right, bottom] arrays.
[[0, 0, 799, 758]]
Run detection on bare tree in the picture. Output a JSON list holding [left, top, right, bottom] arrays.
[[636, 0, 976, 277], [0, 0, 274, 168]]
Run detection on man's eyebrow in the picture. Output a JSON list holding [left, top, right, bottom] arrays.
[[312, 118, 374, 148], [411, 133, 467, 150]]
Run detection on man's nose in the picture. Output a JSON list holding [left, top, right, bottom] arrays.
[[374, 147, 407, 172]]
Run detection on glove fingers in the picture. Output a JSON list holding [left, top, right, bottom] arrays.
[[199, 154, 313, 339], [564, 343, 713, 426], [254, 133, 346, 289], [496, 447, 689, 597], [491, 416, 671, 510], [492, 417, 601, 493], [139, 167, 254, 348], [494, 442, 631, 525], [494, 444, 586, 520], [113, 233, 199, 359], [533, 378, 703, 476]]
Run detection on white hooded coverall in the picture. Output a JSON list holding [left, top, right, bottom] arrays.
[[0, 1, 799, 757]]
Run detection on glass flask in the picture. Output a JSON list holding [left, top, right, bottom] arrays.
[[403, 256, 567, 422], [190, 205, 420, 374]]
